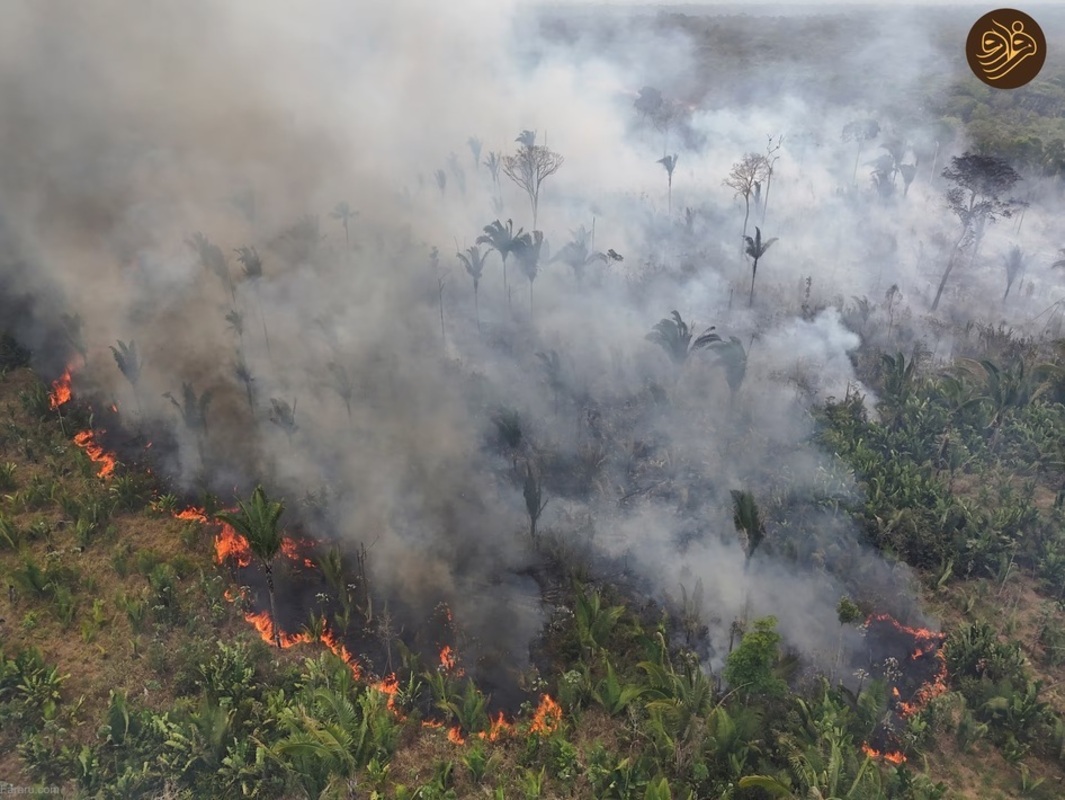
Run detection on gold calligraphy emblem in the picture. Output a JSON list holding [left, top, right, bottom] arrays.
[[976, 18, 1038, 81]]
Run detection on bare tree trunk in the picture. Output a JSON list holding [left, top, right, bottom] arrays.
[[266, 565, 282, 649], [931, 229, 968, 312], [740, 198, 750, 254], [761, 171, 773, 226], [749, 258, 759, 307]]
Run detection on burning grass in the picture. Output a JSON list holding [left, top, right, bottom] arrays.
[[860, 613, 949, 763]]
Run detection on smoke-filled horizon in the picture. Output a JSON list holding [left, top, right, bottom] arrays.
[[0, 1, 1056, 689]]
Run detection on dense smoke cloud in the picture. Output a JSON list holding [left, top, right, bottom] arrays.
[[4, 0, 1052, 690]]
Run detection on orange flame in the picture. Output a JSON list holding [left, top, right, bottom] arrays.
[[49, 367, 73, 410], [862, 744, 906, 765], [244, 610, 314, 648], [478, 711, 513, 742], [372, 674, 406, 720], [530, 694, 562, 735], [214, 520, 253, 567], [321, 627, 363, 681], [281, 537, 316, 569], [440, 645, 456, 670], [448, 726, 466, 745], [73, 430, 116, 478], [175, 506, 209, 523]]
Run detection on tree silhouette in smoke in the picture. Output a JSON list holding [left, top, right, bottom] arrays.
[[657, 154, 678, 214], [235, 246, 272, 359], [932, 153, 1024, 312], [477, 219, 524, 308], [501, 130, 563, 229], [551, 226, 607, 285], [1002, 245, 1027, 304], [456, 244, 490, 331], [842, 118, 880, 185], [164, 382, 213, 464], [511, 230, 545, 316], [329, 202, 357, 251], [724, 153, 769, 256], [645, 311, 722, 368], [187, 232, 235, 303], [467, 136, 482, 172], [110, 339, 142, 416], [269, 398, 298, 445], [744, 227, 778, 307]]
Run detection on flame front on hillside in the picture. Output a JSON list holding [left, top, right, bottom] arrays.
[[73, 430, 116, 478]]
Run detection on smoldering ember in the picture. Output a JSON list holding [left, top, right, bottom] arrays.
[[0, 1, 1064, 798]]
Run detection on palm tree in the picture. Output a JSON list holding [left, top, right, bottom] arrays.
[[731, 489, 765, 566], [268, 398, 299, 444], [552, 226, 608, 284], [744, 227, 778, 307], [708, 336, 747, 409], [110, 340, 143, 416], [645, 311, 722, 367], [842, 118, 881, 185], [523, 462, 548, 542], [234, 354, 255, 412], [225, 309, 245, 352], [59, 313, 87, 369], [327, 363, 355, 420], [657, 154, 678, 213], [1002, 245, 1026, 303], [467, 137, 483, 171], [511, 230, 545, 316], [329, 202, 357, 251], [456, 245, 489, 331], [476, 219, 524, 308], [163, 382, 213, 462], [234, 246, 271, 360], [216, 486, 286, 648], [484, 151, 502, 189], [187, 232, 235, 302], [536, 350, 565, 414]]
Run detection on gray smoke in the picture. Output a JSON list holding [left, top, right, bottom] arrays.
[[2, 1, 1046, 685]]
